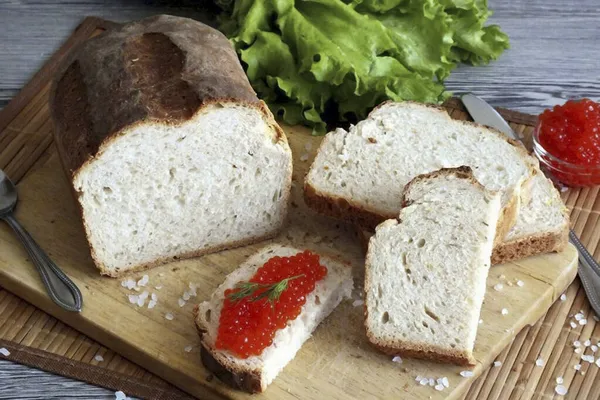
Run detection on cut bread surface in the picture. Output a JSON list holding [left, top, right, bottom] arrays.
[[365, 167, 501, 365], [74, 104, 292, 276], [305, 101, 534, 237], [195, 244, 353, 393]]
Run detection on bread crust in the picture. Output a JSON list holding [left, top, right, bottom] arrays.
[[491, 228, 568, 265], [50, 15, 292, 276], [364, 167, 489, 366], [304, 100, 537, 235]]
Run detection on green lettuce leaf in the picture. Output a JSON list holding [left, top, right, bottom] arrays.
[[220, 0, 508, 134]]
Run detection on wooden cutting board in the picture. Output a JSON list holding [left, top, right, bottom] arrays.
[[0, 105, 578, 400]]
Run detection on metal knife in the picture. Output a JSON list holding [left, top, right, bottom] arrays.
[[461, 93, 600, 317]]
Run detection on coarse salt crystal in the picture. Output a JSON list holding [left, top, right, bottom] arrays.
[[493, 361, 502, 367], [584, 340, 591, 347], [353, 300, 364, 307], [574, 348, 582, 354], [419, 378, 429, 385], [139, 291, 149, 300], [165, 312, 174, 320], [575, 313, 584, 321], [148, 300, 157, 309], [574, 364, 581, 370], [94, 354, 104, 362], [560, 294, 567, 301], [184, 345, 193, 353], [178, 298, 186, 307], [304, 143, 312, 151], [441, 377, 449, 388], [579, 319, 588, 325], [128, 294, 138, 304], [115, 391, 127, 400], [460, 371, 473, 377], [415, 375, 423, 382], [0, 348, 10, 356], [592, 345, 599, 352], [434, 384, 444, 391], [582, 355, 595, 363], [429, 378, 434, 386], [392, 356, 402, 363], [155, 285, 163, 290], [136, 297, 145, 307], [120, 280, 127, 288], [570, 321, 577, 329], [536, 358, 545, 367], [151, 293, 158, 301], [595, 359, 600, 367], [555, 385, 568, 396], [189, 283, 198, 296], [501, 308, 509, 315], [517, 280, 525, 287], [137, 275, 149, 287], [300, 153, 309, 162], [574, 340, 581, 347], [125, 279, 136, 290], [182, 291, 191, 301], [556, 376, 563, 384], [494, 283, 503, 291]]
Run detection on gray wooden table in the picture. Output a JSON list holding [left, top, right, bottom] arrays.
[[0, 0, 598, 398]]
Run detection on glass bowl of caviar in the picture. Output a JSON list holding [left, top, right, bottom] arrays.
[[533, 98, 600, 187]]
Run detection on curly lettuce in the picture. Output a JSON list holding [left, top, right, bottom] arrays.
[[220, 0, 508, 134]]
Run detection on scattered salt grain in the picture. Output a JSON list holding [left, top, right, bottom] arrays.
[[536, 358, 545, 367], [151, 293, 158, 301], [560, 293, 567, 301], [501, 308, 509, 315], [137, 275, 149, 287], [304, 143, 312, 151], [155, 285, 163, 290], [300, 153, 309, 162], [555, 385, 568, 396], [419, 378, 429, 386], [182, 291, 191, 301], [460, 371, 473, 377], [115, 391, 127, 400], [434, 384, 444, 391], [136, 296, 145, 307], [0, 348, 10, 356], [165, 312, 174, 321], [575, 313, 584, 321], [94, 354, 104, 362], [595, 359, 600, 368], [493, 361, 502, 367], [479, 319, 483, 325], [580, 319, 588, 325], [139, 291, 149, 300], [392, 356, 402, 364], [574, 364, 581, 371], [415, 375, 423, 382], [189, 283, 198, 296], [584, 340, 591, 347], [574, 348, 582, 354], [184, 345, 193, 353], [592, 345, 598, 352], [570, 321, 577, 329], [178, 298, 186, 307], [148, 300, 157, 309], [128, 294, 138, 304], [353, 300, 364, 307], [581, 355, 595, 363], [121, 280, 127, 288], [574, 340, 581, 347], [494, 283, 504, 291], [441, 377, 449, 388], [517, 280, 525, 287], [428, 378, 434, 386], [556, 376, 563, 384], [123, 279, 136, 290]]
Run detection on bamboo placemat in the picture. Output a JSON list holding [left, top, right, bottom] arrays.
[[0, 16, 598, 400]]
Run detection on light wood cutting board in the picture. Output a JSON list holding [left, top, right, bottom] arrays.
[[0, 123, 577, 400]]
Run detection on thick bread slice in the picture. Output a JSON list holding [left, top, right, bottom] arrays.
[[50, 15, 292, 276], [492, 167, 569, 264], [195, 244, 353, 393], [364, 167, 501, 366], [304, 101, 535, 243]]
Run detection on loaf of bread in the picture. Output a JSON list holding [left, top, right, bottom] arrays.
[[305, 101, 535, 244], [195, 244, 353, 393], [365, 167, 500, 365], [50, 15, 292, 276]]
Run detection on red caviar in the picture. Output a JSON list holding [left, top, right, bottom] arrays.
[[215, 251, 327, 358], [538, 99, 600, 167]]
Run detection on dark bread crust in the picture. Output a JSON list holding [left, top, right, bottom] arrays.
[[364, 168, 489, 366], [491, 228, 568, 265]]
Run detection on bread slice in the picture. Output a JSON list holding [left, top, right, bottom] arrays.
[[364, 167, 501, 365], [50, 15, 292, 276], [194, 244, 353, 393], [492, 167, 569, 264], [304, 101, 534, 243]]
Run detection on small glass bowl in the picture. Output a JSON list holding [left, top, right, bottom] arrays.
[[532, 122, 600, 187]]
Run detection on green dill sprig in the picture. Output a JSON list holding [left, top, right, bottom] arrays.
[[227, 274, 304, 304]]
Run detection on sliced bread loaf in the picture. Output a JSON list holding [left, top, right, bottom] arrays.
[[195, 244, 353, 393], [364, 167, 501, 365], [305, 101, 534, 242], [50, 15, 292, 276]]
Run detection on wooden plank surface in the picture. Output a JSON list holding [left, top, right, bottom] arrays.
[[0, 2, 598, 399]]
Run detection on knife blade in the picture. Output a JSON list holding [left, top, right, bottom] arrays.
[[461, 93, 600, 317]]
